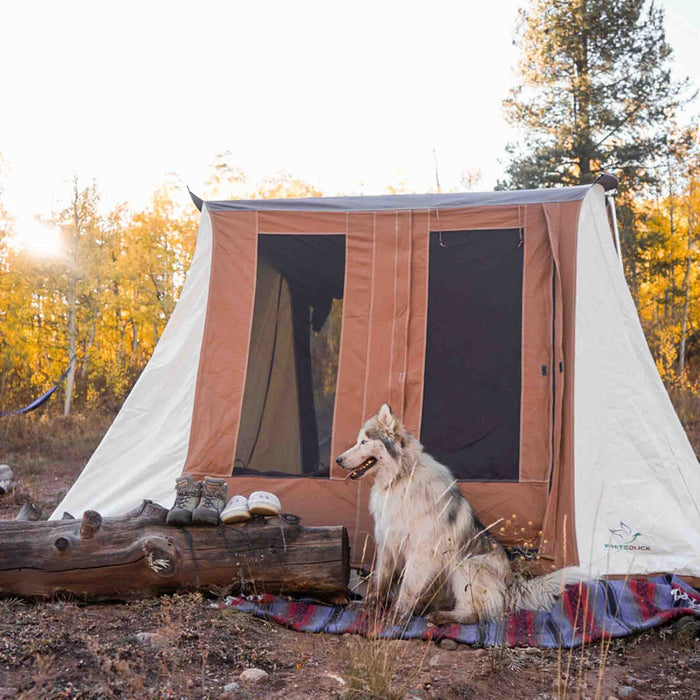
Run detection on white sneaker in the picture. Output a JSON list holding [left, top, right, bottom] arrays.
[[221, 495, 251, 524], [248, 491, 281, 516]]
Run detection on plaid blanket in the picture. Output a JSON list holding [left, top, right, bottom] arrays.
[[219, 575, 700, 648]]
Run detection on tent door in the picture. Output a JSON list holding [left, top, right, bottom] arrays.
[[420, 228, 524, 481], [234, 234, 346, 477]]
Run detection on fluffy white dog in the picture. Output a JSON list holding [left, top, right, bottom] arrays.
[[336, 404, 582, 624]]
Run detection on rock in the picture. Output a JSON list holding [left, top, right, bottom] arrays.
[[471, 648, 487, 657], [0, 479, 15, 495], [439, 638, 458, 651], [428, 654, 440, 667], [239, 668, 269, 684], [525, 646, 542, 655], [134, 632, 169, 648], [617, 687, 637, 699], [625, 677, 641, 686], [223, 681, 240, 692], [15, 503, 42, 521], [0, 465, 13, 481]]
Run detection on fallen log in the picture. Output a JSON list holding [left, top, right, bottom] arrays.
[[0, 500, 349, 602]]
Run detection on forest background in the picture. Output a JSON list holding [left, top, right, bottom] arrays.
[[0, 0, 699, 459]]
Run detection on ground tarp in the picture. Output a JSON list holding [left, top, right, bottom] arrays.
[[219, 575, 700, 649]]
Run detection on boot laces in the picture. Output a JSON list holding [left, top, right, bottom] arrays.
[[174, 490, 193, 508], [201, 487, 223, 508]]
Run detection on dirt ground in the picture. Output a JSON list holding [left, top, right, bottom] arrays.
[[0, 457, 698, 699]]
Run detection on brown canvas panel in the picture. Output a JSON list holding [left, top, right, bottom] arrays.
[[183, 201, 572, 569], [428, 205, 521, 232], [405, 211, 430, 436], [364, 212, 402, 420], [461, 481, 548, 545], [388, 212, 412, 416], [258, 211, 346, 234], [540, 200, 583, 568], [184, 210, 258, 476], [330, 213, 374, 476], [520, 204, 554, 482]]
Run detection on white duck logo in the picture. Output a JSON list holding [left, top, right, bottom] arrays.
[[608, 521, 642, 545]]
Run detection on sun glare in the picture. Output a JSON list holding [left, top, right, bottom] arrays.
[[11, 217, 63, 258]]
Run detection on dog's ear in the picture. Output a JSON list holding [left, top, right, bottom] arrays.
[[378, 404, 394, 425], [377, 404, 407, 446]]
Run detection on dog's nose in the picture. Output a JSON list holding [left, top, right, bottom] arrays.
[[335, 456, 343, 465]]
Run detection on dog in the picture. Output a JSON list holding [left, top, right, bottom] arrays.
[[335, 404, 582, 625]]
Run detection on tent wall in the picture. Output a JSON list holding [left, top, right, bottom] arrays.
[[179, 202, 583, 564], [51, 207, 214, 518], [54, 185, 700, 580], [573, 187, 700, 578], [538, 198, 586, 569]]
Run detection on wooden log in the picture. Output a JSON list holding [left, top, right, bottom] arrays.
[[0, 501, 349, 602]]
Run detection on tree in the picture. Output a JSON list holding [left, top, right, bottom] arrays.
[[502, 0, 693, 190], [634, 126, 699, 386], [53, 179, 103, 416]]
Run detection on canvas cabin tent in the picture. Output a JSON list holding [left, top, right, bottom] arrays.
[[53, 178, 700, 583]]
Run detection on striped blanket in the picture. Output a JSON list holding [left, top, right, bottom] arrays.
[[219, 575, 700, 648]]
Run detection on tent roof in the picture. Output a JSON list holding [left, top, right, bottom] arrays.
[[196, 175, 619, 213], [202, 185, 595, 213]]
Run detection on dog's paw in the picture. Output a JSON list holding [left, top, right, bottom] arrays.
[[425, 611, 446, 627], [426, 610, 479, 627]]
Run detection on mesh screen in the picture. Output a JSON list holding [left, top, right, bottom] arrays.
[[420, 229, 523, 481], [234, 235, 345, 478]]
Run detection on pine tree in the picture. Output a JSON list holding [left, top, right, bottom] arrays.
[[502, 0, 693, 190]]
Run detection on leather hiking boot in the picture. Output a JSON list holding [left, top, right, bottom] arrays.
[[166, 474, 202, 526], [192, 476, 227, 526]]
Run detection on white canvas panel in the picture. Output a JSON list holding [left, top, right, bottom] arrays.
[[574, 187, 700, 577], [50, 206, 214, 519]]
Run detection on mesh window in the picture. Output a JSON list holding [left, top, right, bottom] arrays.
[[420, 228, 523, 481], [234, 235, 345, 478]]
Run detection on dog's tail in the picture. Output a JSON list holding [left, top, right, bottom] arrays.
[[509, 567, 587, 612]]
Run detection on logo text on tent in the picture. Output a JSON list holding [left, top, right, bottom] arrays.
[[604, 521, 652, 552]]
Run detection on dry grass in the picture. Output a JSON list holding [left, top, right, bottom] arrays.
[[343, 636, 429, 699], [668, 379, 700, 454], [0, 410, 113, 464]]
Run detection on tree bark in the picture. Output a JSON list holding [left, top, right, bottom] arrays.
[[678, 181, 695, 377], [0, 501, 349, 603], [63, 178, 81, 417], [63, 278, 77, 417]]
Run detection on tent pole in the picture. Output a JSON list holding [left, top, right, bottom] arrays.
[[607, 194, 624, 273]]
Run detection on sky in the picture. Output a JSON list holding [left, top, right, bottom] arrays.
[[1, 0, 699, 223]]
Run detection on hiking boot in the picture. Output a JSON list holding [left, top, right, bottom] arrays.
[[166, 474, 202, 526], [192, 476, 227, 526]]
